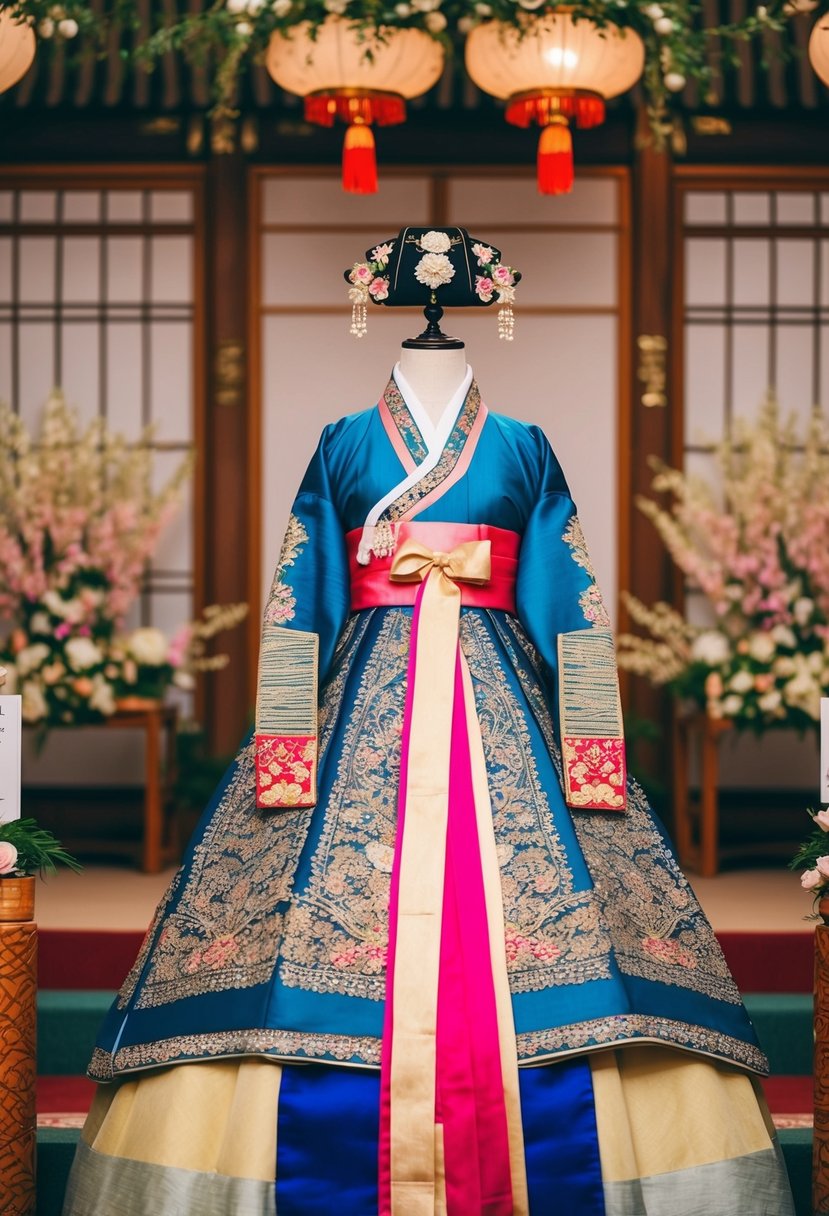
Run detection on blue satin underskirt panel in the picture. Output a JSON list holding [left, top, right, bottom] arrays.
[[274, 1057, 605, 1216]]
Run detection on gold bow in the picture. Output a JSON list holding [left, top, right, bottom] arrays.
[[389, 539, 492, 591]]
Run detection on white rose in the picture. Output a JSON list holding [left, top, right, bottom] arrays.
[[425, 10, 446, 29], [29, 612, 52, 636], [324, 0, 348, 12], [394, 2, 412, 13], [774, 656, 796, 677], [758, 690, 783, 713], [689, 630, 730, 667], [721, 694, 743, 717], [42, 589, 69, 618], [808, 651, 824, 675], [21, 681, 47, 724], [793, 597, 814, 627], [419, 229, 452, 252], [272, 0, 292, 13], [414, 252, 455, 290], [65, 636, 104, 671], [771, 623, 797, 650], [784, 673, 821, 719], [89, 676, 116, 717], [16, 643, 50, 678], [128, 627, 169, 667], [747, 632, 776, 664], [728, 670, 755, 694]]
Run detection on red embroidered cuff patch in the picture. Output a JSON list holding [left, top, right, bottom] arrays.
[[561, 736, 626, 811], [255, 734, 317, 809]]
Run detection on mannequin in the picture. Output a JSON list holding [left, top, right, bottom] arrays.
[[397, 345, 468, 428]]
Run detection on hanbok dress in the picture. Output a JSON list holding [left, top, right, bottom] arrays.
[[64, 365, 795, 1216]]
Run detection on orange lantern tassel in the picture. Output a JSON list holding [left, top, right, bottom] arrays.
[[342, 122, 378, 195], [537, 116, 573, 196]]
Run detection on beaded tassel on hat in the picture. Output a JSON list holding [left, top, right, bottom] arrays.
[[498, 300, 515, 341]]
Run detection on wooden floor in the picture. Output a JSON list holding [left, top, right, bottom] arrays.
[[34, 859, 813, 933]]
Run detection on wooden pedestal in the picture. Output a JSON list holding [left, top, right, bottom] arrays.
[[672, 712, 732, 878], [0, 890, 37, 1216], [815, 899, 829, 1216]]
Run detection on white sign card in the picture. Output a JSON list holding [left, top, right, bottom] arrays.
[[822, 697, 829, 807], [0, 695, 22, 824]]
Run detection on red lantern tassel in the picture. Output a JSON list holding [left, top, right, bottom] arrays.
[[342, 123, 378, 195], [537, 116, 574, 196]]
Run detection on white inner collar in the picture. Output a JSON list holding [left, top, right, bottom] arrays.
[[392, 361, 473, 455]]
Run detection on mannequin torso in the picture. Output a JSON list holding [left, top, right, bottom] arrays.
[[397, 346, 468, 428]]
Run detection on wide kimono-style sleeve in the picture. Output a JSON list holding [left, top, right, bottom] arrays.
[[254, 427, 350, 810], [515, 429, 626, 813]]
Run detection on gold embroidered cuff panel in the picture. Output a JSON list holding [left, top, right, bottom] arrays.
[[557, 628, 626, 812], [255, 627, 319, 809]]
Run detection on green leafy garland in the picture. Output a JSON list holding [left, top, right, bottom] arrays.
[[0, 0, 801, 141]]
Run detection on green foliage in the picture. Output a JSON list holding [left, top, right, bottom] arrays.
[[0, 817, 82, 877]]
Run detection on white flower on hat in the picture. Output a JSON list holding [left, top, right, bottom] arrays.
[[419, 230, 452, 254], [414, 252, 455, 290]]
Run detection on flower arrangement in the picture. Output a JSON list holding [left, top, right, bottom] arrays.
[[348, 239, 393, 336], [617, 396, 829, 733], [0, 818, 81, 877], [0, 393, 248, 730], [792, 807, 829, 906], [2, 0, 794, 143], [471, 241, 518, 339]]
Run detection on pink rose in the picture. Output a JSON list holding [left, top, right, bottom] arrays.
[[492, 264, 514, 287], [801, 868, 823, 890], [817, 856, 829, 879], [349, 262, 373, 286], [369, 276, 389, 301], [814, 810, 829, 832], [0, 842, 18, 875], [475, 275, 494, 302], [55, 622, 71, 640]]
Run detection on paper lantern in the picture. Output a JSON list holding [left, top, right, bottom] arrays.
[[266, 17, 445, 194], [0, 9, 35, 94], [465, 13, 644, 194], [809, 11, 829, 86]]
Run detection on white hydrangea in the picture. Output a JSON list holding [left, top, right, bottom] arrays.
[[128, 627, 169, 667], [89, 675, 116, 717], [16, 643, 50, 678], [414, 252, 455, 289], [728, 670, 755, 694], [793, 597, 814, 627], [419, 229, 452, 253], [747, 632, 776, 664], [65, 636, 104, 671], [29, 612, 52, 636], [689, 630, 730, 667], [21, 680, 47, 723], [771, 623, 797, 650]]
